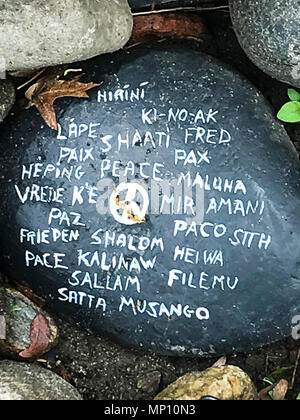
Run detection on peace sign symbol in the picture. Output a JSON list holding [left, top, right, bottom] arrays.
[[109, 183, 149, 226]]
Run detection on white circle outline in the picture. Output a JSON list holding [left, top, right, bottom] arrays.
[[109, 182, 149, 226]]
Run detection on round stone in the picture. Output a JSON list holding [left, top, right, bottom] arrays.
[[0, 360, 82, 400], [0, 45, 300, 357], [0, 0, 133, 72], [154, 366, 258, 400], [229, 0, 300, 88]]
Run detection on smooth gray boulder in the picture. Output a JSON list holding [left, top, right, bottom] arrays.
[[0, 361, 83, 400], [0, 80, 15, 122], [0, 0, 133, 71], [229, 0, 300, 88]]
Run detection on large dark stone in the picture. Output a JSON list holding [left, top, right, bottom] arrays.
[[0, 45, 299, 357], [229, 0, 300, 88], [129, 0, 224, 10]]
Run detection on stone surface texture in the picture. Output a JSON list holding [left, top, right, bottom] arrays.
[[0, 46, 300, 357], [229, 0, 300, 88], [0, 287, 58, 359], [0, 360, 82, 400], [154, 365, 259, 400], [0, 0, 133, 71]]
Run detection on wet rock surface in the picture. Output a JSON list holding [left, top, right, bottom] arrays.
[[229, 0, 300, 88], [0, 80, 15, 122], [0, 44, 299, 357], [0, 287, 58, 359], [0, 360, 82, 400], [0, 0, 133, 71], [154, 365, 259, 400]]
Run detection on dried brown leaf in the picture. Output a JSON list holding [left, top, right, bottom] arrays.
[[272, 379, 289, 400], [19, 313, 52, 359], [25, 82, 40, 101], [26, 75, 100, 130], [259, 379, 289, 401], [212, 356, 227, 368]]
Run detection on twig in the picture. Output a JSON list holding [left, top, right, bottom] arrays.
[[17, 68, 46, 91], [133, 5, 229, 16], [124, 42, 143, 50], [290, 348, 300, 390]]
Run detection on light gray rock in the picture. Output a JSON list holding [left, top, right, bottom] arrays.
[[0, 80, 15, 122], [0, 361, 83, 400], [229, 0, 300, 88], [0, 0, 133, 71]]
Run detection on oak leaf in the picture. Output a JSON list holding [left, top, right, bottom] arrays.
[[25, 75, 100, 131]]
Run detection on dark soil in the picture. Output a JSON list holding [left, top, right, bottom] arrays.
[[42, 315, 299, 400], [1, 5, 300, 401]]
